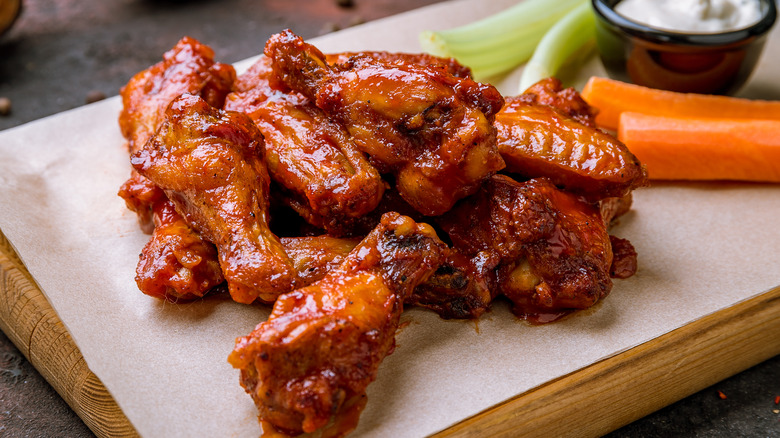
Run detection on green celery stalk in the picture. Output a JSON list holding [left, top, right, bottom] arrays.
[[420, 0, 586, 80], [518, 1, 596, 92]]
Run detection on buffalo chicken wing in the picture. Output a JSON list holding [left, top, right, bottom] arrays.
[[496, 93, 647, 202], [438, 175, 615, 319], [132, 94, 297, 304], [117, 37, 235, 300], [265, 29, 505, 216], [225, 57, 386, 236], [229, 213, 446, 436]]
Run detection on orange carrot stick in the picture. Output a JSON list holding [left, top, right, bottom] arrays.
[[618, 112, 780, 182], [582, 76, 780, 131]]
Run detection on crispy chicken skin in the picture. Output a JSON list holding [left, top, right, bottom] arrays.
[[438, 175, 614, 318], [131, 94, 297, 304], [265, 29, 505, 216], [229, 213, 446, 436], [495, 95, 647, 202], [225, 57, 385, 236]]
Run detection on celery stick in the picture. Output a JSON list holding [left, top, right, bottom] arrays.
[[518, 2, 596, 92], [419, 0, 585, 80]]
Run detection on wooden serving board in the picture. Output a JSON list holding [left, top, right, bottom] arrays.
[[3, 1, 780, 436], [2, 225, 779, 437]]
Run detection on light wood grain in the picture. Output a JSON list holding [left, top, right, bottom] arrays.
[[434, 285, 780, 437], [2, 227, 779, 438], [0, 230, 139, 438]]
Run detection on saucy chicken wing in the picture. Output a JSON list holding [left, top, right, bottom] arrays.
[[135, 200, 224, 302], [132, 94, 297, 304], [118, 36, 235, 228], [438, 175, 615, 319], [280, 234, 494, 319], [265, 29, 505, 216], [495, 95, 647, 202], [119, 36, 235, 155], [118, 37, 235, 300], [225, 57, 385, 235], [229, 212, 446, 436]]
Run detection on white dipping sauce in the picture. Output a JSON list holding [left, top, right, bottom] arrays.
[[614, 0, 764, 33]]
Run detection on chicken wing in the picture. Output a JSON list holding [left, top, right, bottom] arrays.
[[225, 57, 385, 235], [119, 36, 235, 155], [135, 199, 224, 302], [280, 234, 494, 320], [265, 29, 505, 216], [495, 95, 647, 202], [117, 37, 234, 300], [132, 94, 297, 304], [503, 180, 614, 318], [438, 175, 615, 319], [229, 212, 446, 436]]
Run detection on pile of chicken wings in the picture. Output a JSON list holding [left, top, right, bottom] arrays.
[[118, 30, 646, 437]]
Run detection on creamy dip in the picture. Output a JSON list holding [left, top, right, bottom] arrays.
[[615, 0, 764, 33]]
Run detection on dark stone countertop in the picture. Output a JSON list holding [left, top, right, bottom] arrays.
[[1, 0, 778, 437]]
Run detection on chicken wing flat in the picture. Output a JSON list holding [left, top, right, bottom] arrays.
[[265, 29, 505, 216], [225, 57, 385, 235], [438, 175, 615, 319], [495, 96, 647, 202], [132, 94, 297, 304], [229, 212, 446, 436]]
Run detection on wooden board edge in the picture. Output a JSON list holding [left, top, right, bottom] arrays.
[[433, 285, 780, 437], [0, 230, 139, 438]]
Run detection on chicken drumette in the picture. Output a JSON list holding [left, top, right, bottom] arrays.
[[265, 29, 505, 216], [117, 37, 235, 301], [225, 57, 385, 236], [132, 94, 297, 304], [229, 213, 446, 436]]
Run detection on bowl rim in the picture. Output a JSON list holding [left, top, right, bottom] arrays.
[[592, 0, 778, 46]]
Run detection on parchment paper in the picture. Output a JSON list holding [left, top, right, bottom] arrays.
[[1, 0, 779, 436]]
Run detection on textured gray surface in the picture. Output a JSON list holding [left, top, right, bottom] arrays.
[[0, 0, 778, 437]]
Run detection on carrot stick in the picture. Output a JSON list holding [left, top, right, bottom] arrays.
[[582, 76, 780, 131], [617, 112, 780, 182]]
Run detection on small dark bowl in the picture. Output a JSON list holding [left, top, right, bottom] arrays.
[[592, 0, 777, 95]]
